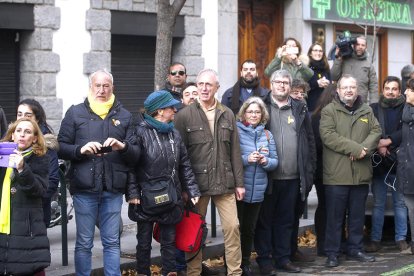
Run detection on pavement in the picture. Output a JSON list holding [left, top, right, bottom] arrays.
[[45, 189, 317, 276]]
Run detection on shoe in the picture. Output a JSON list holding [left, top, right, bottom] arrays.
[[201, 263, 220, 275], [241, 264, 252, 276], [346, 251, 375, 262], [396, 240, 409, 252], [291, 249, 315, 262], [258, 263, 277, 275], [325, 255, 339, 267], [276, 262, 301, 273], [365, 241, 381, 252]]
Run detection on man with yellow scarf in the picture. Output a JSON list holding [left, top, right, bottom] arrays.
[[58, 69, 137, 276]]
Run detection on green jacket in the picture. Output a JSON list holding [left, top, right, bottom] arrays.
[[264, 54, 314, 81], [174, 100, 244, 196], [319, 98, 381, 185]]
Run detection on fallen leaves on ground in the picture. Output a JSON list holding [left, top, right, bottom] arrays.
[[298, 228, 316, 247]]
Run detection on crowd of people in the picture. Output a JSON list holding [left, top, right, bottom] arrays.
[[1, 35, 414, 276]]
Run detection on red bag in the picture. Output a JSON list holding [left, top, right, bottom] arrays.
[[153, 207, 207, 253]]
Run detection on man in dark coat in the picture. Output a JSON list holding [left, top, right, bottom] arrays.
[[58, 69, 137, 276], [365, 76, 408, 253], [221, 59, 269, 114]]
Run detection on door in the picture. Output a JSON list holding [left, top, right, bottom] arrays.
[[238, 0, 284, 88]]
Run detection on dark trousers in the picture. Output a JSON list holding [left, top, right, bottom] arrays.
[[136, 222, 176, 275], [237, 201, 262, 266], [314, 180, 327, 255], [290, 196, 306, 257], [324, 184, 369, 257], [254, 179, 300, 266]]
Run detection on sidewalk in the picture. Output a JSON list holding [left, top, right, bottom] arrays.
[[45, 189, 317, 276]]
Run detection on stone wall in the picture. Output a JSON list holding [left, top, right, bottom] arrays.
[[2, 0, 63, 131], [86, 0, 205, 80]]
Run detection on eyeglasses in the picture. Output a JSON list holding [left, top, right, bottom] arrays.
[[245, 110, 261, 115], [272, 80, 290, 86], [312, 49, 323, 53], [170, 70, 186, 76], [340, 86, 357, 90]]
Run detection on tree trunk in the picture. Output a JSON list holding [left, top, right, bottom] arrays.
[[154, 0, 186, 90]]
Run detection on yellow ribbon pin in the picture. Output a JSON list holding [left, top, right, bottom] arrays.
[[288, 115, 295, 124], [360, 118, 368, 123]]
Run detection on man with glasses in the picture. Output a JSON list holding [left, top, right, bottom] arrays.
[[175, 69, 245, 276], [221, 59, 269, 114], [165, 62, 187, 102], [254, 69, 316, 274], [320, 75, 381, 268]]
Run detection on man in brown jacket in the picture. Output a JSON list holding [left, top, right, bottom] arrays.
[[175, 68, 245, 276]]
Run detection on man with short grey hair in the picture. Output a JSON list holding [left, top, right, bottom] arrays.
[[175, 68, 245, 276]]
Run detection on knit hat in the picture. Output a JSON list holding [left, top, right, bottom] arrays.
[[144, 90, 181, 114]]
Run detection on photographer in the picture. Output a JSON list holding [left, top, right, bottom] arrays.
[[365, 76, 408, 253], [331, 35, 378, 103], [264, 37, 313, 82]]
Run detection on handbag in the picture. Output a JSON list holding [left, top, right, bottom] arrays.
[[140, 176, 178, 216], [139, 131, 178, 216], [153, 204, 208, 256]]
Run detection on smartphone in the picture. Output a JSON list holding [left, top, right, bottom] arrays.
[[96, 146, 112, 154], [286, 47, 299, 55]]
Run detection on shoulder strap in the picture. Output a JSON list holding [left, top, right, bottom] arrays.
[[264, 129, 270, 143]]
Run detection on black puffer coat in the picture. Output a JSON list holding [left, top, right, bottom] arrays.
[[0, 153, 50, 275], [127, 119, 200, 224], [58, 98, 137, 195]]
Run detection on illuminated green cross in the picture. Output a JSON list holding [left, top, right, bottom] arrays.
[[312, 0, 331, 19]]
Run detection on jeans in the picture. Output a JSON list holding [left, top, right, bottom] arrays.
[[137, 222, 176, 275], [371, 175, 407, 241], [73, 191, 123, 276]]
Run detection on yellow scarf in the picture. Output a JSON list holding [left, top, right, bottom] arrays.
[[88, 93, 115, 119], [0, 168, 13, 234], [0, 150, 33, 234]]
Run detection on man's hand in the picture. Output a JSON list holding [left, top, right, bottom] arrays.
[[378, 138, 392, 149], [235, 187, 245, 201], [103, 137, 125, 151], [378, 146, 389, 157], [80, 141, 103, 155], [128, 198, 140, 205]]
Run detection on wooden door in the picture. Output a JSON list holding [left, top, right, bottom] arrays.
[[238, 0, 284, 88]]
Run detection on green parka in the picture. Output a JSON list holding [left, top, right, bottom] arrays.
[[320, 98, 381, 185]]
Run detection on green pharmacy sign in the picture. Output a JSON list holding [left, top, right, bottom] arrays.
[[304, 0, 414, 30]]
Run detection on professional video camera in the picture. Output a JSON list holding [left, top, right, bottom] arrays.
[[328, 30, 357, 60]]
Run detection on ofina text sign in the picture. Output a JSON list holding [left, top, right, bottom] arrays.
[[304, 0, 414, 30]]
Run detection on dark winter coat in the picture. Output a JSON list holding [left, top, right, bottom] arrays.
[[127, 120, 200, 224], [370, 96, 404, 176], [175, 100, 244, 195], [307, 61, 331, 112], [57, 98, 137, 195], [397, 104, 414, 195], [0, 153, 50, 275], [264, 93, 316, 200]]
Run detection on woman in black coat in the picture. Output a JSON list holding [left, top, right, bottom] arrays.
[[127, 90, 200, 276], [307, 42, 331, 113], [0, 118, 50, 275]]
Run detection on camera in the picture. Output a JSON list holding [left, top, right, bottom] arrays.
[[286, 47, 299, 55], [336, 30, 357, 58], [96, 146, 112, 154]]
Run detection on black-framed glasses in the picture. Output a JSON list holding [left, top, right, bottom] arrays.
[[170, 70, 186, 76]]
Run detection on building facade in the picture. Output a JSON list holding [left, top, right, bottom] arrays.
[[0, 0, 412, 131]]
